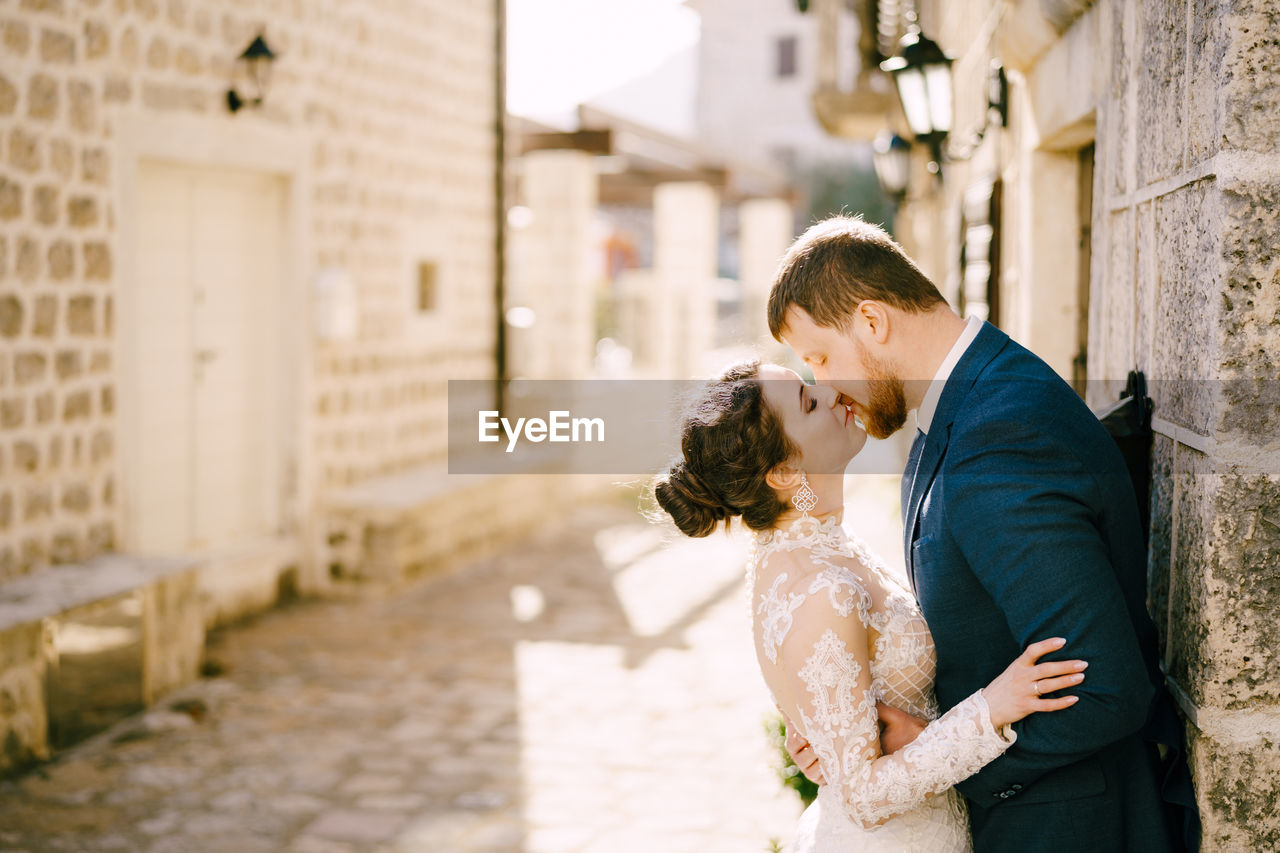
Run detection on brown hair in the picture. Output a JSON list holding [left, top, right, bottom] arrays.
[[654, 361, 796, 538], [767, 215, 945, 339]]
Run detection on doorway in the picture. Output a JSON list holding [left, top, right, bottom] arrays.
[[1072, 143, 1095, 396], [128, 161, 288, 554]]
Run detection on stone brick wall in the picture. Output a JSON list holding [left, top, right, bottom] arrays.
[[1, 1, 118, 580], [0, 0, 499, 580], [1092, 1, 1280, 848]]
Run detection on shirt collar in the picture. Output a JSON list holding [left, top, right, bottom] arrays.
[[916, 315, 983, 435]]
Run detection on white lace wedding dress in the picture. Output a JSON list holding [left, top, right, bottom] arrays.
[[748, 514, 1015, 852]]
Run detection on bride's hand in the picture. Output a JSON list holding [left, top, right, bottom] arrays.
[[784, 718, 826, 786], [980, 636, 1086, 729]]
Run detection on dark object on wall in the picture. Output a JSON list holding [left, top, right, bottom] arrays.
[[1093, 370, 1153, 544], [1093, 370, 1202, 853]]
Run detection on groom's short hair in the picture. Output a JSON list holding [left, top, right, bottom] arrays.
[[768, 215, 946, 339]]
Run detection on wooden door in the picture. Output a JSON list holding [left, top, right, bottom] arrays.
[[133, 162, 285, 552]]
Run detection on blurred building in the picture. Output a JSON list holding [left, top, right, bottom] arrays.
[[812, 0, 1280, 846], [0, 0, 571, 770], [507, 106, 794, 378], [689, 0, 868, 176], [690, 0, 892, 239]]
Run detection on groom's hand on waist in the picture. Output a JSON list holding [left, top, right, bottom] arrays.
[[877, 702, 927, 754]]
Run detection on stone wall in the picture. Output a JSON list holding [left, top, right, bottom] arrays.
[[1094, 1, 1280, 847], [1, 2, 118, 580], [0, 0, 499, 581]]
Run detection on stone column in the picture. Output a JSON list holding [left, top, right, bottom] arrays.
[[653, 181, 719, 378], [738, 198, 794, 349], [510, 150, 599, 379]]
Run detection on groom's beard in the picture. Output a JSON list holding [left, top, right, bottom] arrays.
[[856, 340, 908, 440]]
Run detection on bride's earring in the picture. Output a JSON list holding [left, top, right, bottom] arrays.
[[791, 473, 818, 516]]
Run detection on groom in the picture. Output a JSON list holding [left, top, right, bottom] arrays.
[[770, 216, 1176, 852]]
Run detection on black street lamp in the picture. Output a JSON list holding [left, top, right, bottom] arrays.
[[880, 26, 952, 175], [872, 130, 912, 200], [226, 33, 277, 114]]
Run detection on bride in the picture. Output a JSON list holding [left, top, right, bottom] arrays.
[[654, 361, 1087, 852]]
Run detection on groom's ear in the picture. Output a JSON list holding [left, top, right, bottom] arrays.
[[766, 463, 802, 492], [856, 300, 892, 345]]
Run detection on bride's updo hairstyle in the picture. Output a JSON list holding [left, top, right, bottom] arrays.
[[654, 361, 797, 537]]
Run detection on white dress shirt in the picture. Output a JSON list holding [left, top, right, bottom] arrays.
[[916, 315, 983, 436]]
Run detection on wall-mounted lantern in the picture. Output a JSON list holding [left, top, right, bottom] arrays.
[[872, 131, 912, 200], [880, 25, 952, 175], [226, 33, 277, 114]]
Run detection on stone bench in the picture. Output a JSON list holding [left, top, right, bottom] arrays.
[[324, 462, 608, 584], [0, 554, 204, 774]]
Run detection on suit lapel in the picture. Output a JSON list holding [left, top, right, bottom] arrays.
[[903, 321, 1010, 591]]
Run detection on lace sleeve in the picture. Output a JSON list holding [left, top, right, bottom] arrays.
[[757, 555, 1016, 830]]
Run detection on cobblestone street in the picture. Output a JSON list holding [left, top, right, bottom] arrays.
[[0, 477, 907, 853], [0, 477, 904, 852]]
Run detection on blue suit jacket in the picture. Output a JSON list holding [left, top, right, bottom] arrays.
[[903, 323, 1173, 852]]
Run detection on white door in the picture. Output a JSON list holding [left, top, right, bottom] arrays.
[[133, 162, 285, 553]]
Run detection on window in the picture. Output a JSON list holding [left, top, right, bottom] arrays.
[[776, 36, 798, 78], [416, 261, 438, 314]]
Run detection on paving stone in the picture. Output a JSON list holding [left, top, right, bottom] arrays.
[[208, 789, 256, 811], [290, 838, 355, 853], [337, 773, 403, 795], [183, 812, 257, 836], [356, 754, 415, 774], [124, 763, 204, 789], [354, 792, 426, 811], [286, 767, 343, 794], [136, 811, 182, 836], [300, 809, 408, 842]]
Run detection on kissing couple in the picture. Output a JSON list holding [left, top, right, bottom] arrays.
[[654, 217, 1183, 852]]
